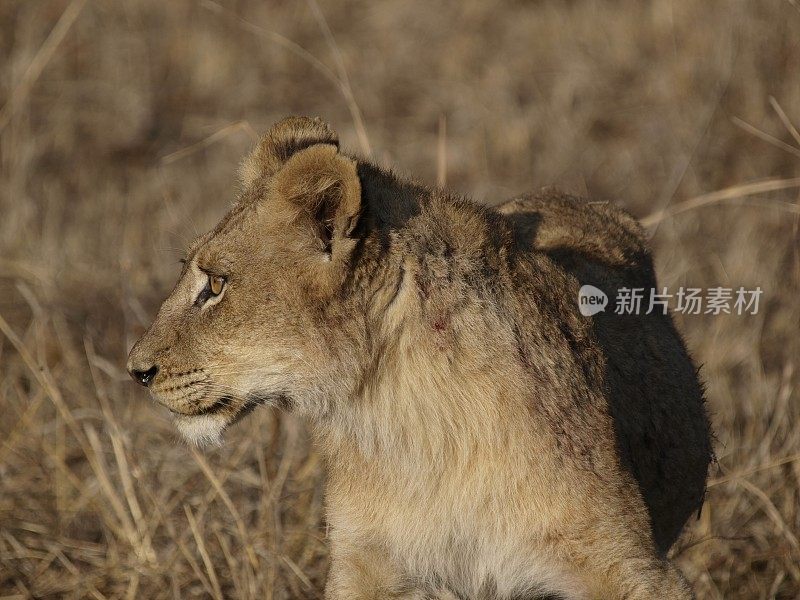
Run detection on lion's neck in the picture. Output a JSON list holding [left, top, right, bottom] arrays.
[[317, 320, 531, 474]]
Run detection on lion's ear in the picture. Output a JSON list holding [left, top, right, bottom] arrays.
[[239, 116, 339, 188], [272, 143, 361, 258]]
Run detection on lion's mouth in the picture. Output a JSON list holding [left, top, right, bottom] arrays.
[[166, 391, 288, 427], [168, 395, 233, 417]]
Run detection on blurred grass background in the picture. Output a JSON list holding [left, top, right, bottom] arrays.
[[1, 0, 799, 598]]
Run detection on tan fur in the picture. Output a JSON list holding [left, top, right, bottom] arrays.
[[128, 116, 712, 599]]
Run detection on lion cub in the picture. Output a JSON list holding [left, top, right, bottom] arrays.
[[128, 116, 712, 599]]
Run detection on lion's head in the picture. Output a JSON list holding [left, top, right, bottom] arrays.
[[126, 117, 371, 444]]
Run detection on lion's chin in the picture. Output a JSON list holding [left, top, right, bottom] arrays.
[[173, 413, 227, 446]]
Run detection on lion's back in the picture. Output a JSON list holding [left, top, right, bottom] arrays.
[[498, 189, 712, 553]]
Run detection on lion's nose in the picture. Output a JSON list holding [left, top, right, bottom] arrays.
[[128, 364, 159, 387]]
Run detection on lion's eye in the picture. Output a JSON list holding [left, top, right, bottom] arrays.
[[209, 275, 224, 296], [195, 274, 226, 307]]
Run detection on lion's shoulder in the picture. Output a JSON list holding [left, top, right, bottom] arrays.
[[497, 188, 652, 282]]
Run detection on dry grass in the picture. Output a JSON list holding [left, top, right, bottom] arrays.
[[1, 0, 799, 598]]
